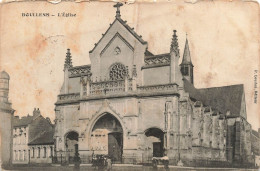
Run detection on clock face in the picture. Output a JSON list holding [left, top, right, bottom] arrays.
[[114, 47, 121, 55]]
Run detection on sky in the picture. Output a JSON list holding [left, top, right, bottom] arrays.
[[0, 1, 259, 129]]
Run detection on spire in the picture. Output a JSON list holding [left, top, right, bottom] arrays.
[[64, 49, 73, 70], [181, 36, 193, 66], [170, 30, 180, 57], [113, 2, 123, 18]]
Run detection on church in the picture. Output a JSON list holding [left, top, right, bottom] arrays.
[[54, 3, 254, 166]]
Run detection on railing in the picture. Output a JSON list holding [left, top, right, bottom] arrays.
[[58, 93, 80, 101], [90, 79, 126, 96], [144, 54, 170, 66], [57, 81, 178, 103], [68, 65, 91, 78], [137, 84, 178, 93]]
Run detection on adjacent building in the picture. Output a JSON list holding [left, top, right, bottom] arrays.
[[12, 108, 54, 164], [0, 71, 14, 168], [53, 3, 256, 167], [251, 129, 260, 167]]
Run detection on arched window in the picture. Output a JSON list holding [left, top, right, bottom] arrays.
[[43, 147, 46, 158], [109, 63, 127, 80], [37, 147, 40, 158], [18, 150, 21, 161], [50, 146, 53, 157], [23, 150, 26, 161], [32, 147, 35, 158], [14, 150, 16, 161]]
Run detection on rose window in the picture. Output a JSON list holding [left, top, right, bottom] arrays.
[[109, 63, 127, 80]]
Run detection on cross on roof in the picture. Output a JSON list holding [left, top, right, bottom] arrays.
[[113, 2, 123, 18]]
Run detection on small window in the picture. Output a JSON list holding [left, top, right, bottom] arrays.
[[14, 150, 16, 161], [32, 147, 35, 158], [37, 147, 40, 158], [50, 146, 53, 157], [43, 147, 46, 158], [23, 150, 26, 161], [18, 150, 21, 161]]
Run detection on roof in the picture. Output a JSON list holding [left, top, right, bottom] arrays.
[[90, 17, 147, 53], [28, 130, 54, 145], [0, 71, 10, 79], [13, 109, 42, 127], [181, 38, 193, 66], [117, 17, 147, 44], [252, 130, 260, 138], [145, 50, 154, 57], [183, 78, 244, 117], [13, 115, 34, 127]]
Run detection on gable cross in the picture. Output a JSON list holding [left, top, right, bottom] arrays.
[[113, 2, 123, 18]]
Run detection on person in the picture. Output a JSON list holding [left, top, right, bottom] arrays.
[[106, 156, 112, 171]]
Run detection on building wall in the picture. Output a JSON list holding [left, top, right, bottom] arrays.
[[68, 77, 80, 94], [29, 145, 54, 164], [251, 130, 260, 167], [89, 19, 147, 87], [143, 66, 170, 86], [55, 91, 232, 165], [55, 104, 80, 152], [0, 73, 13, 168], [0, 111, 13, 167], [12, 115, 54, 164], [12, 126, 29, 164]]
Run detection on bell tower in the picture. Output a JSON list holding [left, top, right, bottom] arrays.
[[180, 36, 194, 84]]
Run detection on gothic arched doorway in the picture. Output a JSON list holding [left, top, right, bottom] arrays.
[[145, 128, 164, 157], [65, 131, 79, 162], [91, 113, 123, 162]]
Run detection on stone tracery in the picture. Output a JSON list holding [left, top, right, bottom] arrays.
[[109, 63, 128, 80]]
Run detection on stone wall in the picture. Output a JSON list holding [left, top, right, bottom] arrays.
[[143, 66, 170, 86]]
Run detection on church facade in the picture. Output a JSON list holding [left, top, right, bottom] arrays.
[[54, 3, 254, 166]]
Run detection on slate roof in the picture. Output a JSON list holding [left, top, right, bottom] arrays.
[[13, 110, 41, 127], [90, 17, 147, 53], [13, 115, 34, 127], [145, 49, 154, 57], [28, 130, 54, 145], [181, 38, 193, 66], [252, 130, 260, 138], [183, 78, 244, 117]]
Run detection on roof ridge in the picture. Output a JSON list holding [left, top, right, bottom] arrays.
[[198, 84, 244, 90], [116, 17, 147, 44], [90, 17, 147, 53]]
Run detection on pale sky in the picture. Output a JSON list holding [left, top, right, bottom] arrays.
[[0, 1, 259, 129]]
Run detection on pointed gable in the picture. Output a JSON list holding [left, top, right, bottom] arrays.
[[89, 3, 148, 84], [89, 17, 147, 54]]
